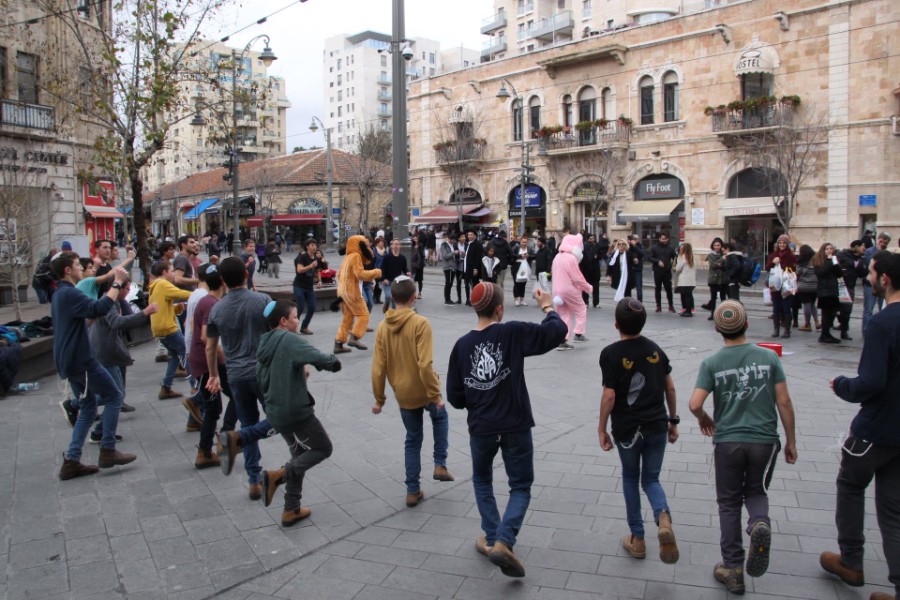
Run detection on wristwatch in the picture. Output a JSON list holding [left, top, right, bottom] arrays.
[[541, 305, 554, 313], [111, 282, 122, 290], [667, 415, 680, 425]]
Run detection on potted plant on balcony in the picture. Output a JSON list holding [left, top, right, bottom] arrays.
[[433, 141, 453, 152], [617, 116, 633, 127], [595, 118, 609, 129], [727, 100, 744, 112], [704, 105, 728, 116], [535, 125, 563, 139], [575, 120, 595, 132], [780, 95, 801, 107]]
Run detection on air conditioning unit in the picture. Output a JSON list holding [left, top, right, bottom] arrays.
[[892, 116, 900, 136]]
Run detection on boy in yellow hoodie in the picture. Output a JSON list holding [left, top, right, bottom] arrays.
[[149, 261, 192, 399], [371, 276, 454, 507]]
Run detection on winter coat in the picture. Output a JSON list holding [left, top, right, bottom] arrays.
[[89, 300, 149, 368], [707, 251, 728, 286], [814, 259, 843, 298], [579, 241, 601, 282], [765, 247, 796, 271], [648, 242, 677, 273], [438, 240, 456, 271], [837, 249, 868, 291], [724, 251, 745, 284], [487, 236, 512, 270], [675, 257, 697, 288]]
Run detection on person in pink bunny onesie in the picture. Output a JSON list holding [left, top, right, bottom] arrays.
[[551, 233, 593, 350]]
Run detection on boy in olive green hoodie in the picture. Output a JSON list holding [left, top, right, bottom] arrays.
[[371, 276, 454, 508], [256, 299, 342, 527]]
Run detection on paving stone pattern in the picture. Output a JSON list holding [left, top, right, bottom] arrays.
[[0, 265, 891, 599]]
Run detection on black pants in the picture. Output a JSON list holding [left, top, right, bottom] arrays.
[[281, 415, 333, 511], [197, 368, 233, 452], [513, 278, 527, 299], [835, 436, 900, 594], [443, 269, 455, 302], [466, 274, 480, 302], [413, 267, 424, 293], [582, 279, 600, 307], [654, 270, 673, 308], [714, 441, 780, 568], [727, 283, 741, 301], [707, 284, 727, 310], [679, 286, 695, 312], [821, 306, 837, 339]]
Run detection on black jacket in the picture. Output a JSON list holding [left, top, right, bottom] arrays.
[[648, 242, 677, 273], [580, 241, 601, 281], [463, 239, 484, 276], [724, 251, 745, 284], [837, 249, 867, 291], [533, 246, 550, 274], [627, 243, 645, 274], [814, 260, 843, 298], [487, 236, 512, 270]]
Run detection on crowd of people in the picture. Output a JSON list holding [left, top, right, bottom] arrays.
[[41, 227, 898, 599]]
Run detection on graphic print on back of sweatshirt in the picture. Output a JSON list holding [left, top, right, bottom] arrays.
[[464, 341, 511, 391]]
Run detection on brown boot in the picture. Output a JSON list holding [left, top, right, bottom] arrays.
[[281, 506, 311, 527], [219, 431, 242, 476], [98, 447, 137, 469], [820, 551, 864, 586], [59, 455, 99, 480], [194, 447, 220, 469], [249, 483, 262, 501], [182, 397, 202, 423], [488, 541, 525, 577], [333, 340, 352, 354], [406, 490, 424, 507], [158, 386, 183, 400], [475, 534, 493, 557], [657, 511, 679, 564], [347, 334, 367, 350], [433, 466, 455, 481], [622, 535, 646, 559], [262, 468, 285, 507], [869, 592, 896, 600]]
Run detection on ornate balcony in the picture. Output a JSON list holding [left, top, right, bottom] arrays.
[[539, 121, 631, 156], [0, 99, 55, 134], [434, 139, 486, 171], [709, 100, 797, 145]]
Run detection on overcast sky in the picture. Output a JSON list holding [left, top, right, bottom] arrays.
[[210, 0, 490, 149]]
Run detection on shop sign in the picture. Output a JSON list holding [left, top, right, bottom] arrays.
[[511, 185, 543, 208], [411, 208, 420, 216], [573, 182, 605, 199], [452, 188, 482, 203], [332, 207, 342, 215], [635, 177, 683, 200], [288, 198, 326, 214], [859, 194, 876, 207]]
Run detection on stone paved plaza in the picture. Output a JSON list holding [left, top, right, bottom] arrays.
[[0, 266, 891, 600]]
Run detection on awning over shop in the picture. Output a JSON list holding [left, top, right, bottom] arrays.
[[415, 204, 483, 224], [733, 45, 780, 77], [184, 197, 219, 221], [618, 199, 682, 221], [85, 206, 124, 219], [247, 214, 326, 227]]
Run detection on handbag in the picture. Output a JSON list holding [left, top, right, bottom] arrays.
[[837, 278, 852, 303], [781, 268, 797, 297]]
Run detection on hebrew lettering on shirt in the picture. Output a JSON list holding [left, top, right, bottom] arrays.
[[712, 362, 773, 398]]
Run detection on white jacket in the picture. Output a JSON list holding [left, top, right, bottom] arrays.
[[675, 256, 697, 288]]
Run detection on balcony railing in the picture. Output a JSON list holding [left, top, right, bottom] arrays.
[[480, 10, 507, 34], [435, 142, 486, 167], [540, 122, 631, 154], [481, 38, 507, 59], [530, 11, 575, 41], [1, 99, 55, 132], [711, 103, 796, 133], [377, 90, 392, 101], [377, 75, 392, 85]]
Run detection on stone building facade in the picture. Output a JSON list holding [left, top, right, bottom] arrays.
[[410, 0, 899, 264]]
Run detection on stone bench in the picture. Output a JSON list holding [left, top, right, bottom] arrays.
[[267, 285, 339, 313], [9, 336, 55, 389]]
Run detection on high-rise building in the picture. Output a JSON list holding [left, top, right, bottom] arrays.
[[143, 41, 291, 192], [480, 0, 718, 62], [323, 31, 475, 152]]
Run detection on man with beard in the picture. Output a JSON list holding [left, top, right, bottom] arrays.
[[823, 250, 900, 600], [861, 232, 890, 336], [580, 233, 602, 308]]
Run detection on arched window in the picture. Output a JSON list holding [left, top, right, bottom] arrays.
[[528, 96, 541, 139], [577, 86, 596, 123], [562, 94, 573, 127], [601, 87, 613, 119], [662, 72, 678, 122], [512, 98, 523, 142], [727, 168, 787, 199], [639, 76, 654, 125], [741, 73, 773, 100]]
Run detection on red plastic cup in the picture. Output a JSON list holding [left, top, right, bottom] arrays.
[[756, 342, 783, 357]]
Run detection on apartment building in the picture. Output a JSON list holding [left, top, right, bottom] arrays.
[[323, 31, 468, 151], [410, 0, 899, 264], [143, 41, 291, 193]]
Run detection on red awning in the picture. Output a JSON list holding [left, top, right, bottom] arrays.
[[414, 204, 483, 224], [247, 213, 326, 227], [85, 206, 124, 219]]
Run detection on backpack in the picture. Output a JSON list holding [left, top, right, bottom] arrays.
[[740, 257, 761, 287], [796, 264, 817, 294]]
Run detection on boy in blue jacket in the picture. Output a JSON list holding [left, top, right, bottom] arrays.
[[447, 282, 566, 578]]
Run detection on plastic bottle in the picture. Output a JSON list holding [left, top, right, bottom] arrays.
[[16, 382, 40, 391]]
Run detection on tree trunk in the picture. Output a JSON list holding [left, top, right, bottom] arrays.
[[129, 170, 151, 288]]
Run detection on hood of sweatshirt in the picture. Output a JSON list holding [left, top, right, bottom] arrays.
[[257, 328, 288, 367], [382, 307, 417, 334]]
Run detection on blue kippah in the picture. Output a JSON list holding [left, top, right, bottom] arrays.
[[263, 300, 276, 318]]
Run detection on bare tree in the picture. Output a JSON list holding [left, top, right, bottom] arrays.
[[36, 0, 226, 284], [730, 103, 827, 234], [345, 124, 391, 233], [243, 162, 282, 244], [432, 104, 485, 232], [570, 149, 626, 234], [0, 148, 48, 320]]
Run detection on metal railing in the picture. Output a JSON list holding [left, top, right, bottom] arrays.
[[540, 121, 631, 152], [0, 99, 55, 131], [711, 103, 795, 133]]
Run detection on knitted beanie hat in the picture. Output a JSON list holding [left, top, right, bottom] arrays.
[[470, 282, 497, 313], [714, 300, 747, 334]]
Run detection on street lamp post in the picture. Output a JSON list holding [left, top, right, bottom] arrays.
[[496, 79, 533, 238], [225, 36, 277, 255], [308, 117, 334, 252]]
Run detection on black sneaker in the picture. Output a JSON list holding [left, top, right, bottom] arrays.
[[444, 300, 455, 306], [557, 342, 574, 351], [573, 334, 589, 342], [60, 399, 78, 428], [89, 431, 123, 444], [120, 402, 136, 413]]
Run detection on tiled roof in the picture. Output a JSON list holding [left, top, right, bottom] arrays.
[[144, 148, 390, 201]]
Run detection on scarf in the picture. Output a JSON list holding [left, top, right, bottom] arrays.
[[611, 249, 628, 302]]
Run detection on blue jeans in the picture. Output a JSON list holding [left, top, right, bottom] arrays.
[[470, 430, 534, 548], [90, 365, 126, 438], [399, 403, 449, 493], [381, 281, 393, 307], [862, 284, 883, 336], [159, 331, 185, 388], [293, 285, 317, 329], [362, 282, 374, 312], [66, 364, 124, 460], [616, 430, 670, 538], [229, 378, 275, 485]]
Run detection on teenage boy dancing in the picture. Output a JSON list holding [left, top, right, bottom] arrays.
[[447, 283, 566, 578], [256, 300, 342, 527], [689, 300, 798, 595], [598, 298, 680, 564], [371, 276, 455, 508]]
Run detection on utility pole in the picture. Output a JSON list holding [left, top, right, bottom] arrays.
[[391, 0, 408, 241]]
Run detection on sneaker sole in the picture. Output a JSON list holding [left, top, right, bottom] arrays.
[[181, 399, 203, 423], [219, 432, 236, 476], [488, 550, 526, 578], [59, 401, 76, 428], [658, 527, 679, 564], [746, 522, 771, 577]]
